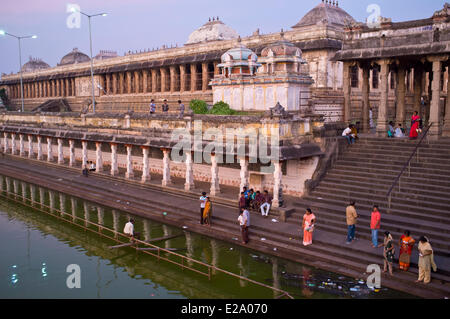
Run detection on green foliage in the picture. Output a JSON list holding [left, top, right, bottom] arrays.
[[189, 99, 208, 114], [208, 101, 236, 115]]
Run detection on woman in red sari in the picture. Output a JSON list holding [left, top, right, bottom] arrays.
[[399, 230, 415, 271], [409, 111, 421, 139]]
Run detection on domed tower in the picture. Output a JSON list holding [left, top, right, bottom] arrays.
[[217, 41, 261, 77], [292, 0, 355, 29], [58, 48, 90, 66], [186, 17, 239, 45], [21, 57, 50, 73]]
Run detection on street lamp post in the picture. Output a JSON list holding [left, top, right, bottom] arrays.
[[0, 30, 37, 112], [76, 10, 107, 114]]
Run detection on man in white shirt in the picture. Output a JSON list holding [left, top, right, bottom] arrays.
[[238, 210, 249, 244], [342, 126, 354, 145], [124, 218, 140, 241], [199, 192, 207, 224]]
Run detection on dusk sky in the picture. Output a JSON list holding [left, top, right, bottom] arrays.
[[0, 0, 446, 76]]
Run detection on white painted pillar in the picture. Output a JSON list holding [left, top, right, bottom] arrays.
[[19, 134, 25, 156], [28, 135, 34, 158], [125, 145, 134, 179], [21, 182, 27, 203], [59, 193, 66, 215], [39, 187, 44, 208], [46, 137, 53, 162], [184, 151, 194, 191], [10, 133, 16, 155], [272, 161, 282, 208], [49, 190, 55, 213], [141, 146, 151, 183], [95, 142, 103, 172], [97, 207, 104, 226], [210, 153, 220, 196], [5, 177, 11, 194], [110, 143, 118, 176], [68, 140, 75, 167], [37, 136, 43, 160], [71, 197, 77, 221], [30, 184, 36, 206], [3, 132, 8, 153], [162, 149, 172, 186], [239, 157, 249, 194], [57, 138, 64, 164], [81, 140, 88, 167], [429, 58, 444, 137]]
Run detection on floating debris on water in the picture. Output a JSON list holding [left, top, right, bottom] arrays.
[[261, 238, 266, 241], [232, 237, 238, 241], [271, 219, 278, 223], [182, 226, 188, 229]]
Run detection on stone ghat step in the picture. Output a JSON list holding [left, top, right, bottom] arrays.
[[325, 170, 450, 190], [1, 160, 448, 298], [345, 148, 450, 161], [288, 199, 449, 236], [313, 185, 450, 211], [331, 164, 450, 181], [357, 137, 450, 146], [208, 220, 450, 296], [339, 154, 450, 168], [304, 191, 450, 221], [347, 144, 450, 155], [320, 177, 450, 198]]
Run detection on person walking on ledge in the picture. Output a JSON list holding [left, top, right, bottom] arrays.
[[346, 201, 358, 244], [383, 231, 395, 276], [199, 192, 207, 225], [302, 208, 316, 246], [238, 209, 249, 244], [399, 230, 415, 271], [416, 236, 437, 284], [203, 197, 212, 227], [370, 205, 381, 248]]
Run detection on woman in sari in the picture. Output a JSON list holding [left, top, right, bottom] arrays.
[[409, 111, 421, 139], [302, 208, 316, 246], [416, 236, 437, 284], [399, 230, 415, 271], [203, 197, 212, 226], [383, 231, 395, 276]]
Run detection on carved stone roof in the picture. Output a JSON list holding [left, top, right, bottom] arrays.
[[186, 18, 239, 45], [59, 48, 90, 66], [21, 57, 50, 73], [292, 1, 356, 29]]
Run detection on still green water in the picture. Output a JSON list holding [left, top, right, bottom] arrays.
[[0, 175, 416, 299]]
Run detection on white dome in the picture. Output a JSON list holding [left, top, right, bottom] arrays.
[[186, 19, 239, 45]]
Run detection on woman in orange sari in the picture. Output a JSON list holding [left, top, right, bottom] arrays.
[[399, 230, 415, 271], [409, 111, 421, 139], [302, 208, 316, 246]]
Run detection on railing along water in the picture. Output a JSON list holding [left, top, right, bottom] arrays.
[[0, 184, 294, 299], [386, 123, 433, 212]]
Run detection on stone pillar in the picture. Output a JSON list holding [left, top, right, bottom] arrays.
[[202, 62, 209, 92], [28, 135, 34, 158], [37, 136, 43, 160], [125, 145, 134, 179], [19, 134, 25, 156], [343, 61, 351, 123], [56, 79, 60, 97], [162, 148, 172, 186], [81, 140, 88, 167], [170, 66, 176, 93], [71, 197, 77, 221], [180, 65, 186, 93], [210, 153, 220, 196], [10, 133, 16, 155], [184, 151, 194, 191], [47, 137, 53, 162], [112, 73, 118, 94], [272, 161, 282, 208], [95, 142, 103, 172], [69, 140, 75, 167], [143, 70, 148, 93], [239, 157, 249, 195], [376, 59, 390, 136], [190, 64, 197, 92], [429, 57, 445, 137], [126, 72, 132, 94], [110, 143, 119, 176], [361, 64, 370, 133], [396, 66, 407, 127], [71, 78, 76, 96], [134, 71, 140, 93], [59, 193, 66, 215], [413, 66, 424, 114], [57, 138, 64, 164], [151, 69, 157, 93], [65, 78, 70, 96], [444, 66, 450, 136], [2, 132, 8, 153], [141, 146, 151, 183]]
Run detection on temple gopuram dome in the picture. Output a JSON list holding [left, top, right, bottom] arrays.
[[292, 0, 356, 28], [186, 17, 239, 45], [21, 56, 50, 73], [59, 48, 90, 66], [261, 36, 302, 58], [218, 41, 260, 76]]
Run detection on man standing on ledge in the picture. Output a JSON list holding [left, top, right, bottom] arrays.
[[199, 192, 207, 225], [162, 99, 169, 113], [346, 201, 358, 244]]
